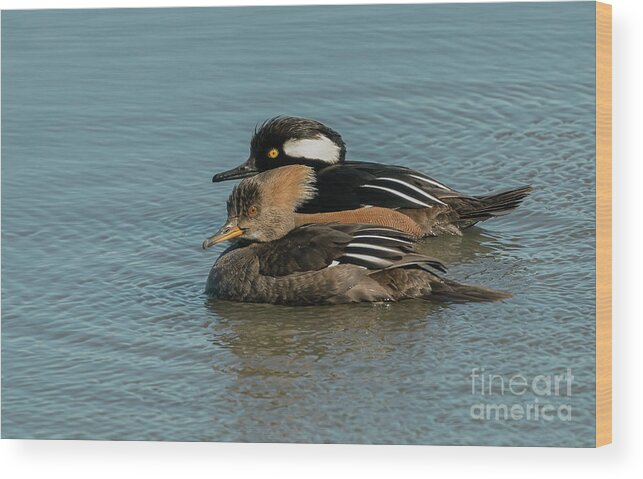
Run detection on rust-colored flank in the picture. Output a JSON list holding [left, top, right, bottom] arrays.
[[294, 207, 424, 238]]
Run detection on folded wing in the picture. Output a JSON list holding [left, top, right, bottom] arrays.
[[257, 223, 446, 277], [301, 162, 458, 212]]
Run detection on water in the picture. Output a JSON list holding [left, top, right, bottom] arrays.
[[2, 3, 596, 446]]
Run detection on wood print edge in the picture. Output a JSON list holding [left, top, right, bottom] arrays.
[[595, 1, 612, 448]]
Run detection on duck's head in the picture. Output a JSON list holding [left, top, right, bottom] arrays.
[[203, 165, 317, 248], [212, 117, 346, 182]]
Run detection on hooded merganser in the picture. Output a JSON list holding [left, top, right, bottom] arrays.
[[203, 165, 510, 305], [212, 117, 533, 237]]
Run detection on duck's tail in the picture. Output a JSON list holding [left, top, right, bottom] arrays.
[[430, 278, 512, 302], [456, 185, 533, 225]]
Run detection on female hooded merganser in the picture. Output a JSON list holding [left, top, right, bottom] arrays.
[[212, 117, 533, 237], [203, 165, 510, 305]]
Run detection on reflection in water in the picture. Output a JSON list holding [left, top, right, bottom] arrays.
[[203, 299, 451, 441], [205, 299, 445, 363], [415, 226, 498, 266]]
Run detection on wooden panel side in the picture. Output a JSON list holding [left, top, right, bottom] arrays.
[[595, 1, 612, 448]]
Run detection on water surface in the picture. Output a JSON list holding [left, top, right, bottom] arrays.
[[2, 3, 596, 445]]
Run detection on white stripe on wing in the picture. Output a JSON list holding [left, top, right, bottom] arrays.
[[360, 184, 431, 207], [341, 253, 392, 267], [347, 243, 402, 254], [375, 177, 447, 205], [352, 234, 413, 245], [409, 174, 451, 190]]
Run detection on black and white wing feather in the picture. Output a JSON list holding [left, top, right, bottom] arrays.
[[256, 224, 446, 277], [302, 161, 459, 212]]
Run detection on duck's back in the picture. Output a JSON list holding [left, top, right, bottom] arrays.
[[299, 161, 456, 213]]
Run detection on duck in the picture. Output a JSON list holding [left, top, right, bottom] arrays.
[[203, 164, 510, 305], [212, 116, 533, 237]]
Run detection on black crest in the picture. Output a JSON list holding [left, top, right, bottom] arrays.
[[250, 116, 347, 160]]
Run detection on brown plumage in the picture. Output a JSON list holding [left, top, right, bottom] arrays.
[[294, 207, 424, 238], [203, 165, 510, 305]]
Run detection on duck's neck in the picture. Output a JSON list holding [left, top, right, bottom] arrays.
[[294, 207, 423, 238]]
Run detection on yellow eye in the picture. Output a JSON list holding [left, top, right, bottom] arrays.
[[247, 206, 258, 216], [267, 148, 279, 159]]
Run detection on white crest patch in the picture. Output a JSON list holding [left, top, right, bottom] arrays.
[[283, 135, 341, 164]]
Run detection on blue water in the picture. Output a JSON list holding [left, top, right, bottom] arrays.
[[2, 3, 596, 446]]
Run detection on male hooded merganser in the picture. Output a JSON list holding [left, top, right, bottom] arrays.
[[203, 165, 510, 305], [212, 117, 533, 236]]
